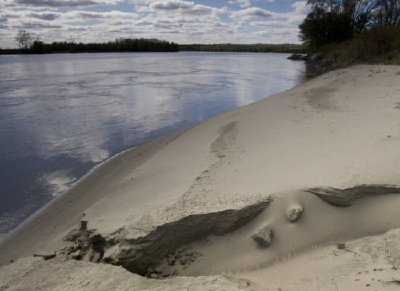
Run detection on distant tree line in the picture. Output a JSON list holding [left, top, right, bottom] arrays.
[[11, 31, 179, 53], [180, 43, 305, 54], [30, 38, 179, 53], [301, 0, 400, 49]]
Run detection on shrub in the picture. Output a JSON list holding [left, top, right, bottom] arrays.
[[320, 26, 400, 66], [300, 8, 354, 50]]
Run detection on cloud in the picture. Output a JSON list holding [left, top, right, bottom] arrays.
[[13, 0, 118, 7], [150, 0, 214, 15], [228, 0, 252, 8], [28, 12, 60, 20], [291, 1, 308, 14], [17, 21, 62, 29], [150, 0, 192, 10], [231, 7, 273, 19], [66, 10, 136, 19]]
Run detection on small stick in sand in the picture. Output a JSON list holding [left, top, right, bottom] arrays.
[[80, 220, 88, 231], [386, 278, 400, 285], [33, 253, 56, 260], [336, 243, 359, 255]]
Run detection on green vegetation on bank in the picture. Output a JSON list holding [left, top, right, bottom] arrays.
[[318, 26, 400, 64], [300, 0, 400, 74]]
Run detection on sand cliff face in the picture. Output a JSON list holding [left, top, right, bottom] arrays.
[[56, 184, 400, 279], [61, 200, 270, 276], [1, 65, 400, 290]]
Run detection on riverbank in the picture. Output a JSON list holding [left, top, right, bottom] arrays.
[[304, 27, 400, 78], [1, 65, 400, 290], [0, 43, 303, 55]]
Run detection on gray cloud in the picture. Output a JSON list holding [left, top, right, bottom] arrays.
[[77, 11, 107, 18], [17, 21, 62, 28], [186, 5, 212, 15], [28, 12, 60, 20], [150, 0, 213, 15], [15, 0, 106, 7], [150, 0, 192, 10], [231, 7, 273, 19]]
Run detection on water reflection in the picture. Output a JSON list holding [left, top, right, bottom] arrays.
[[0, 52, 305, 234]]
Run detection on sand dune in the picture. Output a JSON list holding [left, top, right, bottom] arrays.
[[1, 65, 400, 290]]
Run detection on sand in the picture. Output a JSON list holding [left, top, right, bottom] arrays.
[[1, 65, 400, 290]]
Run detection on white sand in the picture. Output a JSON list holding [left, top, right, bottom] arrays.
[[1, 65, 400, 290], [0, 257, 255, 291]]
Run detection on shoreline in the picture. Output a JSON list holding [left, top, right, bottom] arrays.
[[0, 44, 303, 55], [0, 51, 300, 244], [0, 133, 180, 266], [2, 64, 400, 290], [1, 53, 304, 238]]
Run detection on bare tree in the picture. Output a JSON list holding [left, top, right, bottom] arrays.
[[307, 0, 344, 12], [344, 0, 378, 32], [15, 30, 33, 50], [376, 0, 400, 26], [307, 0, 377, 32]]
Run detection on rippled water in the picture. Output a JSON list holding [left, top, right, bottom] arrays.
[[0, 52, 305, 235]]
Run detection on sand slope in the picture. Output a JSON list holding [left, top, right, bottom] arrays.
[[241, 228, 400, 290], [2, 229, 400, 290], [1, 65, 400, 290], [0, 257, 255, 291]]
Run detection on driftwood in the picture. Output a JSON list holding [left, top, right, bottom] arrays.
[[80, 220, 88, 231], [336, 243, 359, 255], [386, 278, 400, 285], [33, 253, 56, 260]]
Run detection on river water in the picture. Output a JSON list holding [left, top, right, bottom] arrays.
[[0, 52, 305, 236]]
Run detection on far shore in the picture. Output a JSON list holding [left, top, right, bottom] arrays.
[[0, 43, 304, 55]]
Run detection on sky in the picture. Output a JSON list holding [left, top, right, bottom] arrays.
[[0, 0, 309, 48]]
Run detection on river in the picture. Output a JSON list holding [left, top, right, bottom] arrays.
[[0, 51, 305, 236]]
